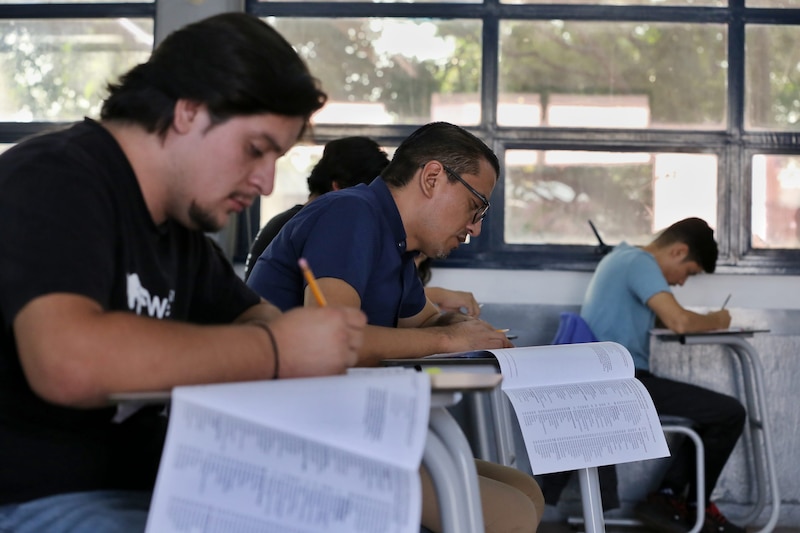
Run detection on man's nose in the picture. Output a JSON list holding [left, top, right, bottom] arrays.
[[252, 160, 276, 196], [467, 218, 483, 237]]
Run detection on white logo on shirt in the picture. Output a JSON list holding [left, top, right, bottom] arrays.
[[126, 273, 173, 319]]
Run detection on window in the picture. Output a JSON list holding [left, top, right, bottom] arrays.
[[250, 0, 800, 273], [3, 2, 799, 273], [0, 1, 155, 143]]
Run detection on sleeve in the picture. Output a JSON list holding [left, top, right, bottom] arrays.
[[293, 198, 382, 301], [0, 149, 118, 327], [627, 254, 671, 306]]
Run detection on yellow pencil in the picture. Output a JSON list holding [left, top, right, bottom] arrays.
[[298, 257, 328, 307]]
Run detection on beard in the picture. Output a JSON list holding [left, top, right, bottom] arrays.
[[188, 201, 223, 233], [429, 247, 452, 261]]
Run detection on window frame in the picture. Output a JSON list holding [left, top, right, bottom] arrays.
[[3, 1, 800, 274], [245, 0, 800, 274]]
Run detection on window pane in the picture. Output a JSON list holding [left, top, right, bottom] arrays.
[[498, 21, 728, 129], [504, 0, 723, 5], [0, 0, 151, 3], [745, 25, 800, 130], [752, 155, 800, 249], [260, 143, 397, 228], [260, 144, 325, 228], [746, 0, 800, 6], [269, 18, 482, 126], [504, 150, 718, 244], [0, 19, 153, 122], [261, 0, 479, 4]]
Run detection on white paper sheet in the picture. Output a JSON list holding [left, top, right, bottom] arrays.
[[492, 342, 669, 475], [145, 371, 430, 533]]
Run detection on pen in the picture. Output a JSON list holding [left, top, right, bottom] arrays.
[[298, 257, 328, 307], [721, 293, 731, 310]]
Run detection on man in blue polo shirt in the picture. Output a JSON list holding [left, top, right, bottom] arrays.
[[248, 121, 545, 533], [248, 121, 513, 365]]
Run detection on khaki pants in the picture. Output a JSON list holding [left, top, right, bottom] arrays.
[[420, 458, 544, 533]]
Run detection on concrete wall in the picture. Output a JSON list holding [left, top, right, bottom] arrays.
[[433, 268, 800, 527]]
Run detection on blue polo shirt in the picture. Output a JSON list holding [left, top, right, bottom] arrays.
[[580, 242, 670, 370], [247, 179, 427, 327]]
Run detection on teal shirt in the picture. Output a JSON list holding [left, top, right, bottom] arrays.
[[580, 242, 670, 370]]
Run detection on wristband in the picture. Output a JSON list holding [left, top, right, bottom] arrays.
[[253, 322, 280, 379]]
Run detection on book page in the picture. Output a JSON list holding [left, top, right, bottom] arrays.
[[492, 341, 635, 388], [145, 372, 430, 533], [505, 377, 669, 474]]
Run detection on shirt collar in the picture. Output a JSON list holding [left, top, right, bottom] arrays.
[[369, 178, 408, 255]]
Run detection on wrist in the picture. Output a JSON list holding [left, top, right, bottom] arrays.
[[248, 321, 280, 379]]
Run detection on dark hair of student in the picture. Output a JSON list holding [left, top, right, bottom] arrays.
[[100, 13, 326, 138], [381, 122, 500, 188], [652, 217, 719, 273], [306, 137, 390, 196], [416, 255, 432, 286]]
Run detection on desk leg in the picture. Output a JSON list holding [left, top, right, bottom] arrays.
[[428, 407, 485, 533], [578, 467, 606, 533], [423, 429, 468, 533], [467, 392, 492, 462], [683, 336, 780, 533], [490, 387, 517, 467]]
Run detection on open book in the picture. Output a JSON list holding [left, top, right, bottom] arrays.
[[427, 342, 669, 475], [144, 370, 431, 533]]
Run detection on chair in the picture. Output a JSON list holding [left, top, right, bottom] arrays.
[[550, 312, 705, 533]]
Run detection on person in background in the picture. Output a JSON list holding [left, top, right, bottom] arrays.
[[0, 13, 365, 532], [248, 121, 544, 533], [580, 217, 745, 533]]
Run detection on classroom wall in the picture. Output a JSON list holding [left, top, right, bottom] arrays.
[[430, 268, 800, 311], [432, 267, 800, 527]]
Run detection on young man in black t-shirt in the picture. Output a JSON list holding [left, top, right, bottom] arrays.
[[0, 13, 366, 531]]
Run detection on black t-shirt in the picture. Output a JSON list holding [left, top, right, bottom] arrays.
[[0, 119, 260, 504]]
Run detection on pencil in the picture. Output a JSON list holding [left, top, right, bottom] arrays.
[[298, 257, 328, 307], [721, 293, 731, 310]]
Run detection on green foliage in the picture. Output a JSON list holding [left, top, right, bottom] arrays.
[[0, 20, 151, 121]]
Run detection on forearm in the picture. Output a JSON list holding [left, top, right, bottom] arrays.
[[15, 298, 277, 407], [663, 308, 730, 333], [357, 319, 511, 366], [357, 325, 450, 366]]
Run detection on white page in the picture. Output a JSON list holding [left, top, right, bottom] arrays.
[[505, 377, 669, 474], [492, 341, 635, 388], [146, 372, 430, 533], [484, 342, 668, 474]]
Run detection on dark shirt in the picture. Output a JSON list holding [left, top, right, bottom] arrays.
[[247, 179, 427, 327], [0, 119, 259, 504], [244, 204, 304, 281]]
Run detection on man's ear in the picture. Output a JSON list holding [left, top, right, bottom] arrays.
[[419, 161, 443, 200], [172, 99, 203, 134], [331, 181, 342, 191], [670, 242, 690, 261]]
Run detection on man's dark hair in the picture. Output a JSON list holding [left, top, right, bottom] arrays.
[[100, 13, 326, 138], [381, 122, 499, 187], [652, 217, 719, 273], [306, 137, 389, 196]]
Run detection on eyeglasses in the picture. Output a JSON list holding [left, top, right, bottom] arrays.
[[441, 164, 490, 224]]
